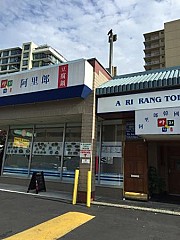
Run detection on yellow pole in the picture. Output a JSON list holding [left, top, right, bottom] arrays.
[[72, 169, 79, 205], [87, 170, 92, 207]]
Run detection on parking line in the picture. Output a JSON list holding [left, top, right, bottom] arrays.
[[3, 212, 95, 240]]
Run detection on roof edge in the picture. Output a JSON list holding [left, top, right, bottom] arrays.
[[114, 65, 180, 79]]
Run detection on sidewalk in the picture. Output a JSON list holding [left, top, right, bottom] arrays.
[[0, 183, 179, 216]]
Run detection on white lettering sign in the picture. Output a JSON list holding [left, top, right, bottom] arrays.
[[82, 158, 90, 164], [0, 59, 93, 98], [97, 89, 180, 113], [80, 143, 91, 158]]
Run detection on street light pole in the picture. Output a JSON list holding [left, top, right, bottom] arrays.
[[107, 29, 117, 75]]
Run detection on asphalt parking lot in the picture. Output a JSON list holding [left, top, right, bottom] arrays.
[[0, 191, 179, 240]]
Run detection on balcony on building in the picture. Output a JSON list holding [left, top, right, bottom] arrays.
[[8, 64, 20, 72], [0, 64, 20, 74], [9, 56, 21, 64], [144, 29, 164, 41], [33, 45, 67, 62], [0, 47, 22, 58], [10, 49, 22, 57], [144, 59, 161, 71], [144, 42, 160, 51], [144, 51, 161, 60], [144, 35, 160, 44], [32, 52, 61, 68]]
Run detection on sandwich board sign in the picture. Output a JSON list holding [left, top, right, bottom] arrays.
[[27, 171, 46, 194]]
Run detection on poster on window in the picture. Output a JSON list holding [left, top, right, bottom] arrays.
[[64, 142, 80, 156], [7, 141, 30, 155], [126, 122, 140, 139], [101, 142, 122, 158], [32, 142, 62, 155], [13, 137, 30, 148]]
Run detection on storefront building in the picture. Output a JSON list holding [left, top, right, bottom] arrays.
[[0, 58, 111, 202], [96, 66, 180, 200], [1, 59, 180, 202]]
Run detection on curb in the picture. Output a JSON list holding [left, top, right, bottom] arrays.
[[92, 201, 180, 216], [1, 188, 180, 216]]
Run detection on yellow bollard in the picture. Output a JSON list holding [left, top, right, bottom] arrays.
[[87, 170, 92, 207], [72, 169, 79, 205]]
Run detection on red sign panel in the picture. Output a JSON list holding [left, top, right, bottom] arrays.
[[1, 80, 8, 88], [157, 118, 166, 127], [58, 64, 68, 88]]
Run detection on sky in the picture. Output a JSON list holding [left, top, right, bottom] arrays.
[[0, 0, 180, 75]]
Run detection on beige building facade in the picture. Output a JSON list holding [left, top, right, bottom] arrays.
[[144, 19, 180, 71], [0, 58, 111, 202]]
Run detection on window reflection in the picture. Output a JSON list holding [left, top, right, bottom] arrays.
[[3, 128, 33, 176], [97, 123, 124, 187], [31, 128, 63, 179], [62, 126, 81, 182]]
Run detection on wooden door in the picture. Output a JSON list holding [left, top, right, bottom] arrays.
[[168, 147, 180, 195], [124, 141, 148, 200]]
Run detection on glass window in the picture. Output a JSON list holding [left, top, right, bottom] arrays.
[[23, 60, 28, 66], [24, 44, 30, 51], [98, 122, 124, 187], [1, 65, 7, 71], [3, 51, 9, 57], [9, 57, 20, 63], [62, 126, 81, 182], [3, 128, 33, 176], [32, 61, 39, 68], [30, 128, 63, 179], [2, 58, 8, 64], [42, 62, 51, 66], [11, 49, 21, 55], [9, 64, 19, 70], [33, 53, 46, 60], [23, 52, 29, 58]]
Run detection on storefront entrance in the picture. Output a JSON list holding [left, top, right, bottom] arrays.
[[167, 146, 180, 195], [124, 141, 148, 200], [148, 141, 180, 198]]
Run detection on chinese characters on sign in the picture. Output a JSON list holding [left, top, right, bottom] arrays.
[[58, 65, 68, 88], [0, 64, 69, 97], [0, 60, 93, 100], [135, 107, 180, 135], [20, 75, 50, 89], [0, 72, 52, 96]]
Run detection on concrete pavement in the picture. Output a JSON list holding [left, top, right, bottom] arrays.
[[0, 183, 179, 216]]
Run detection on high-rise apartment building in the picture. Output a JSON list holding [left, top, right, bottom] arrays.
[[0, 42, 67, 75], [143, 19, 180, 71]]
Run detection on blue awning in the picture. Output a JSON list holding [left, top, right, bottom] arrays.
[[0, 85, 91, 106]]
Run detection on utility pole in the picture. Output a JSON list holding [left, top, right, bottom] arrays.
[[107, 29, 117, 75]]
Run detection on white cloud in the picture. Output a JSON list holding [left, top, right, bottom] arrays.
[[0, 0, 180, 74]]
